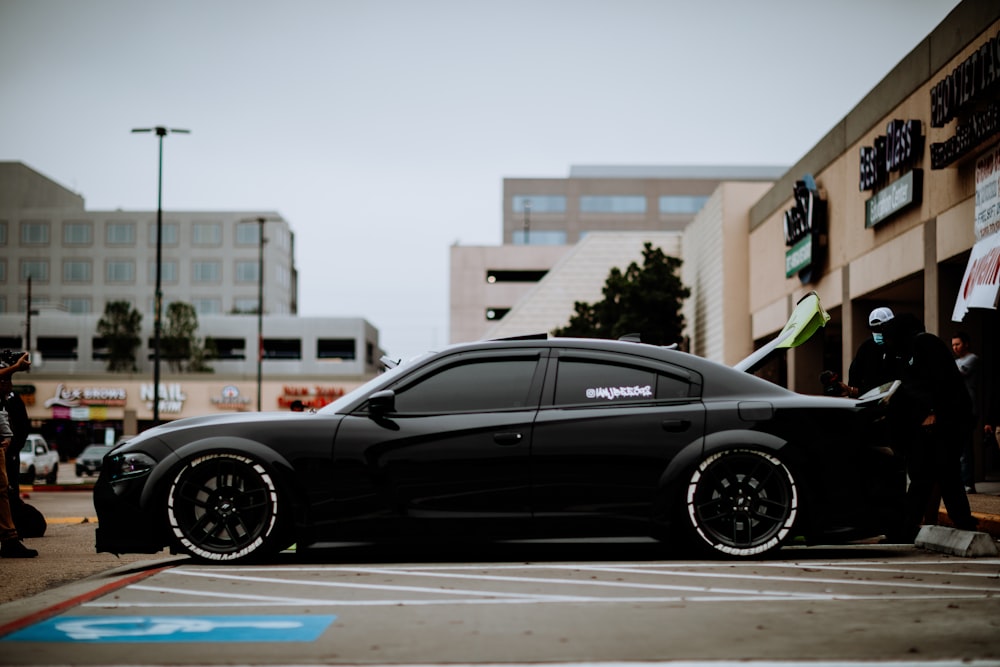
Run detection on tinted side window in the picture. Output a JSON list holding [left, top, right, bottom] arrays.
[[394, 359, 538, 413], [554, 359, 690, 406]]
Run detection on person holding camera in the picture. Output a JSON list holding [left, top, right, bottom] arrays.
[[0, 351, 37, 558], [821, 307, 896, 398]]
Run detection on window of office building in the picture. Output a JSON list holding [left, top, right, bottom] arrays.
[[263, 338, 301, 360], [232, 298, 258, 313], [148, 259, 178, 284], [0, 297, 6, 314], [38, 336, 77, 360], [486, 307, 510, 321], [235, 261, 258, 283], [19, 295, 47, 312], [64, 221, 93, 245], [0, 336, 20, 349], [106, 260, 134, 283], [579, 195, 646, 214], [276, 264, 290, 288], [92, 337, 110, 360], [63, 260, 92, 283], [212, 337, 247, 360], [106, 221, 135, 245], [148, 220, 180, 246], [192, 298, 222, 314], [192, 261, 221, 283], [0, 220, 7, 245], [659, 195, 709, 214], [63, 297, 91, 314], [486, 269, 548, 283], [236, 221, 260, 245], [193, 222, 222, 246], [512, 195, 567, 213], [0, 259, 5, 283], [20, 259, 48, 282], [512, 230, 567, 245], [20, 220, 49, 245], [317, 338, 356, 361]]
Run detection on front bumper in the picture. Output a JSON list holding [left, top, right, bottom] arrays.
[[93, 471, 166, 555]]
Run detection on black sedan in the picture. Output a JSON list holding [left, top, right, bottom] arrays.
[[94, 328, 905, 562], [76, 444, 114, 477]]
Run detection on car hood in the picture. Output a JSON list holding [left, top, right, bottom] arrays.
[[118, 411, 330, 452]]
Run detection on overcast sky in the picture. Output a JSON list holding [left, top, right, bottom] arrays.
[[0, 0, 963, 360]]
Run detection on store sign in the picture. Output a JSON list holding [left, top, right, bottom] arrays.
[[930, 31, 1000, 169], [859, 120, 923, 191], [278, 385, 345, 410], [783, 175, 827, 284], [211, 385, 252, 411], [140, 383, 187, 414], [865, 170, 923, 228], [976, 146, 1000, 240], [43, 383, 127, 408]]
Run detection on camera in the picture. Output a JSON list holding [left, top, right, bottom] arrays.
[[0, 349, 25, 367], [819, 370, 843, 396]]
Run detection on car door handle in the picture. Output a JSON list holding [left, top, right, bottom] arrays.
[[661, 419, 691, 432], [493, 432, 523, 446]]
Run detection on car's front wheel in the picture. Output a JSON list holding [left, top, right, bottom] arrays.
[[45, 463, 58, 485], [166, 452, 287, 563], [22, 466, 35, 486], [682, 448, 798, 558]]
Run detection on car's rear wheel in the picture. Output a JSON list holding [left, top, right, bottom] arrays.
[[166, 452, 286, 563], [683, 448, 798, 558]]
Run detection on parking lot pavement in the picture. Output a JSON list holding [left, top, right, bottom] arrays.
[[2, 545, 999, 665]]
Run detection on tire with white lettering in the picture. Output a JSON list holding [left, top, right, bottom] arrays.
[[682, 448, 798, 558], [166, 452, 285, 563]]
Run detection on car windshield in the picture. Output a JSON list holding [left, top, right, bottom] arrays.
[[81, 445, 112, 457], [318, 351, 434, 414], [20, 441, 33, 454]]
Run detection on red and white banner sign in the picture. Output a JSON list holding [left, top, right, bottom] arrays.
[[952, 230, 1000, 321]]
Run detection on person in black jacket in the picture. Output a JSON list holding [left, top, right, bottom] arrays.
[[883, 313, 978, 540]]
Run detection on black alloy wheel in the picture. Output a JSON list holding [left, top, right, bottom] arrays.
[[166, 452, 284, 562], [684, 448, 798, 558]]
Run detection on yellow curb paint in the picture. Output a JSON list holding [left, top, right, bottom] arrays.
[[45, 517, 98, 524]]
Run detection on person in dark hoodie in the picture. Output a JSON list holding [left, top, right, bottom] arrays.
[[883, 313, 978, 540]]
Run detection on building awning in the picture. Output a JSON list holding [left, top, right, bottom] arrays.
[[952, 232, 1000, 322]]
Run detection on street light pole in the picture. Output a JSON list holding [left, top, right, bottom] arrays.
[[241, 216, 281, 412], [132, 126, 189, 424]]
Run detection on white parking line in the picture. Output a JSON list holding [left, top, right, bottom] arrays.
[[80, 559, 1000, 609]]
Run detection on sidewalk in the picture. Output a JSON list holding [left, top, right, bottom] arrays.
[[938, 480, 1000, 537]]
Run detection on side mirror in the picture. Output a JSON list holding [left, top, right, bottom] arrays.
[[36, 445, 46, 455], [367, 390, 396, 417]]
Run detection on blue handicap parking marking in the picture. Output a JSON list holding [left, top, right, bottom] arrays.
[[2, 615, 337, 643]]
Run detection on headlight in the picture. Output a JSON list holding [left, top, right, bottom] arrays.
[[107, 452, 157, 482]]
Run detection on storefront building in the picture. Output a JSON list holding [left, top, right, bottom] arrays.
[[748, 0, 1000, 479], [12, 375, 369, 460]]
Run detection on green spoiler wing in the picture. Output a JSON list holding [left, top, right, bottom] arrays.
[[734, 291, 831, 374]]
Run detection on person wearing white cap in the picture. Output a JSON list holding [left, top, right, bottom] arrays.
[[825, 307, 896, 399]]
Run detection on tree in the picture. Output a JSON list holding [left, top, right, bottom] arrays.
[[162, 302, 214, 373], [552, 242, 690, 347], [96, 300, 142, 372]]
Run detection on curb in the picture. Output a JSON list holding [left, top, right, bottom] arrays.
[[937, 509, 1000, 539]]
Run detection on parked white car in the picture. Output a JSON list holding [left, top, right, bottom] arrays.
[[20, 434, 59, 485]]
